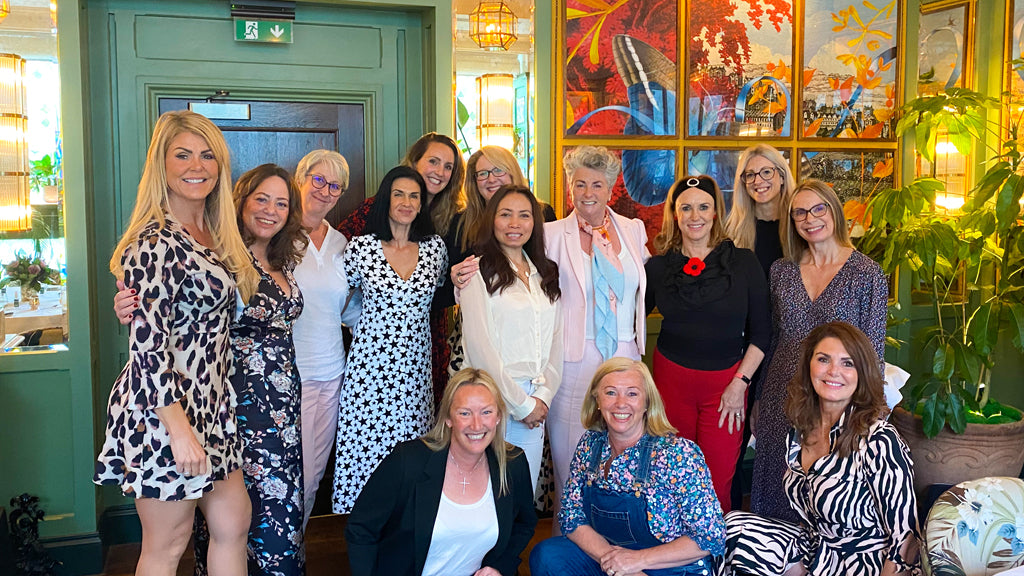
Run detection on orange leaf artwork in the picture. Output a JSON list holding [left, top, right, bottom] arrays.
[[829, 77, 841, 90], [840, 77, 855, 101], [844, 199, 872, 227], [765, 102, 787, 115], [804, 68, 817, 87], [873, 108, 894, 123], [872, 157, 894, 178], [839, 127, 859, 138], [804, 117, 823, 137], [859, 122, 884, 139], [771, 60, 789, 80]]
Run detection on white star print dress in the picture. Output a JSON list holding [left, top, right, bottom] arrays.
[[332, 233, 447, 513]]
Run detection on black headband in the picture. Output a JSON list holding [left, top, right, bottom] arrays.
[[678, 176, 717, 200]]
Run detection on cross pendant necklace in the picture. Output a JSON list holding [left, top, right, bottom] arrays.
[[449, 452, 484, 495]]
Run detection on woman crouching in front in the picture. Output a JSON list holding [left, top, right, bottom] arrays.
[[531, 358, 725, 576], [345, 367, 538, 576]]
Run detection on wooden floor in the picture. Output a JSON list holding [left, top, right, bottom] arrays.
[[100, 515, 554, 576]]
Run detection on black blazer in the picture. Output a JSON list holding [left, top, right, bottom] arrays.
[[345, 439, 538, 576]]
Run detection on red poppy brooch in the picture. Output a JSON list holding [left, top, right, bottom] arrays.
[[683, 257, 706, 277]]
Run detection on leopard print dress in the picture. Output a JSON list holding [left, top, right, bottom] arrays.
[[94, 217, 241, 500]]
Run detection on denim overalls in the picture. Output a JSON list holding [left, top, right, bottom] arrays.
[[581, 434, 714, 576]]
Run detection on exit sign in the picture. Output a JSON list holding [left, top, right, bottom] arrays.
[[234, 19, 293, 44]]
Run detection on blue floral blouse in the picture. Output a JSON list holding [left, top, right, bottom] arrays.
[[559, 430, 726, 555]]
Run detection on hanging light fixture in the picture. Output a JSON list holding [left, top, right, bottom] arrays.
[[0, 1, 10, 24], [50, 0, 58, 32], [0, 53, 30, 232], [477, 73, 515, 150], [469, 1, 518, 51]]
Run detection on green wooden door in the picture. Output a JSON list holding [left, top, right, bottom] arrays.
[[86, 0, 433, 524]]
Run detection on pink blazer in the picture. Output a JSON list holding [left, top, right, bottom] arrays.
[[544, 208, 650, 363]]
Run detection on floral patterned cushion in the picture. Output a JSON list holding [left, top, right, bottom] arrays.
[[925, 477, 1024, 576]]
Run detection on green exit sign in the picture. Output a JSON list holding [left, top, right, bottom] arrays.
[[234, 19, 293, 44]]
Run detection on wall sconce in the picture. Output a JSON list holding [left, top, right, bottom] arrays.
[[0, 1, 9, 24], [477, 73, 515, 150], [0, 53, 31, 232], [469, 1, 518, 51], [50, 0, 58, 32]]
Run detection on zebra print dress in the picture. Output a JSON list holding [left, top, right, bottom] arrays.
[[722, 414, 921, 576]]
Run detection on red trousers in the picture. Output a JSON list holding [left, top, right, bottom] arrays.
[[653, 348, 745, 509]]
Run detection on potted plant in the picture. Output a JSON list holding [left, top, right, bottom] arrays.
[[30, 154, 61, 203], [857, 83, 1024, 496]]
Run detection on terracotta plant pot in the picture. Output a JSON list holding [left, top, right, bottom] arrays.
[[890, 405, 1024, 502]]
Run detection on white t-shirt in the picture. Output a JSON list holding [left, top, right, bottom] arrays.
[[421, 477, 499, 576], [291, 221, 361, 381]]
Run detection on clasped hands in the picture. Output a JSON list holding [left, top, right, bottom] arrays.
[[600, 546, 649, 576]]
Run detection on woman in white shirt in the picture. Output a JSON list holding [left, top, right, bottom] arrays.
[[460, 184, 563, 489], [291, 150, 362, 527]]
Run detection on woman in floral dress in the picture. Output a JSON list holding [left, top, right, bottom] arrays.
[[227, 164, 309, 574], [332, 166, 448, 513]]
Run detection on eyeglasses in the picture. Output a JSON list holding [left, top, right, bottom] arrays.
[[309, 174, 343, 196], [741, 167, 778, 184], [791, 202, 830, 222], [474, 166, 508, 181]]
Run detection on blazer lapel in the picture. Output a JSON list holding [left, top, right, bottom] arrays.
[[563, 212, 588, 301], [487, 447, 511, 547], [413, 447, 448, 575]]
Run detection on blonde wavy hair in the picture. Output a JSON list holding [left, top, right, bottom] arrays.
[[459, 146, 527, 251], [581, 358, 677, 437], [423, 367, 516, 495], [724, 144, 795, 250], [109, 110, 257, 302]]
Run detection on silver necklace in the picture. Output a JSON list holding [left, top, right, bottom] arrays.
[[449, 452, 485, 495]]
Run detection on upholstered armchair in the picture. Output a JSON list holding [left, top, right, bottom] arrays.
[[924, 477, 1024, 575]]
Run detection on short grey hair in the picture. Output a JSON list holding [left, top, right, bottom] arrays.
[[296, 149, 350, 191], [563, 145, 621, 188]]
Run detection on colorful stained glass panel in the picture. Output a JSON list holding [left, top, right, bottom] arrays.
[[687, 0, 795, 137], [564, 0, 677, 136], [799, 150, 895, 205], [802, 0, 899, 139], [918, 4, 968, 97]]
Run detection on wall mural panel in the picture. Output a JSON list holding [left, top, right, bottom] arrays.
[[686, 0, 795, 137], [687, 148, 793, 213], [564, 0, 678, 137], [801, 0, 899, 139], [799, 149, 895, 209]]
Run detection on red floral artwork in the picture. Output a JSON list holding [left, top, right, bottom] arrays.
[[683, 257, 706, 277]]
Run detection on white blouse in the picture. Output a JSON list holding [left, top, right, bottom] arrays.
[[291, 221, 362, 381], [460, 252, 564, 421], [421, 477, 499, 576]]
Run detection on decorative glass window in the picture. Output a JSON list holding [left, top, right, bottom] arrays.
[[0, 4, 67, 352]]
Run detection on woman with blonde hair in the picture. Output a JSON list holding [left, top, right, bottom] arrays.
[[724, 144, 795, 271], [722, 144, 794, 510], [95, 110, 255, 575], [530, 358, 725, 576], [346, 368, 537, 576], [750, 179, 887, 522]]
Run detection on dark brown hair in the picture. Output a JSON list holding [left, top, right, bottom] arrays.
[[473, 185, 560, 303], [653, 175, 728, 255], [402, 132, 465, 237], [234, 163, 308, 271], [785, 321, 887, 458]]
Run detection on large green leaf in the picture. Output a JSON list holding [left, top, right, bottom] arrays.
[[946, 392, 967, 433], [1007, 302, 1024, 350], [922, 394, 947, 437], [995, 173, 1024, 230], [933, 343, 955, 380]]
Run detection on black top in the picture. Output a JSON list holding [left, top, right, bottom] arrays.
[[754, 218, 784, 278], [345, 439, 538, 576], [645, 240, 771, 371]]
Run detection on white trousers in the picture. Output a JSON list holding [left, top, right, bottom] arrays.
[[505, 378, 546, 492], [300, 374, 343, 528], [546, 340, 641, 533]]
